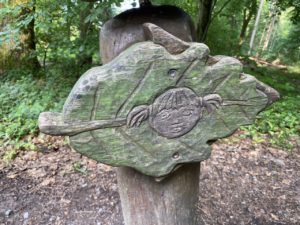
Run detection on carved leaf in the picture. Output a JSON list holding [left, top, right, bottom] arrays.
[[60, 42, 278, 177]]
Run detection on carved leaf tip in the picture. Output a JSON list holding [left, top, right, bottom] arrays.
[[142, 23, 190, 55], [256, 82, 280, 105]]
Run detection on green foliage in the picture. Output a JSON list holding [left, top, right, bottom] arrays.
[[3, 149, 18, 161], [257, 9, 300, 64], [275, 0, 300, 23], [0, 0, 124, 69], [241, 96, 300, 149], [0, 65, 78, 150], [72, 161, 88, 174], [153, 0, 199, 24], [241, 64, 300, 149], [205, 0, 256, 55]]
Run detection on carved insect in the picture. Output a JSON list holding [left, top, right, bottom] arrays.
[[127, 87, 222, 138]]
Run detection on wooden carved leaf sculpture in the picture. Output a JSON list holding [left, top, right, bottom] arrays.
[[39, 24, 279, 177]]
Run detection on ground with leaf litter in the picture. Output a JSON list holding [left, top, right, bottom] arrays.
[[0, 133, 299, 225]]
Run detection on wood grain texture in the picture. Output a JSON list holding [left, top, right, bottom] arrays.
[[117, 163, 201, 225], [143, 23, 190, 54], [53, 41, 279, 177]]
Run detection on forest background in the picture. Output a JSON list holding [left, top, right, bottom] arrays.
[[0, 0, 299, 160]]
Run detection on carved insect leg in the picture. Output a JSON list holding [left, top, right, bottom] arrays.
[[201, 94, 223, 113], [127, 105, 150, 127]]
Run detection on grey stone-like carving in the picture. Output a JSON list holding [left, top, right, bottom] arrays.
[[127, 87, 222, 138]]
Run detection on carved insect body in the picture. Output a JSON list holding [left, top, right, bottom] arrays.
[[127, 88, 222, 138]]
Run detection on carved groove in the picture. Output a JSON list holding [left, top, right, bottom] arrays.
[[117, 128, 154, 157], [176, 59, 199, 86], [91, 84, 102, 120], [212, 74, 232, 93], [116, 62, 155, 117], [216, 112, 232, 132]]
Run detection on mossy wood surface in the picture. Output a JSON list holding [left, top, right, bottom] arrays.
[[58, 42, 275, 177]]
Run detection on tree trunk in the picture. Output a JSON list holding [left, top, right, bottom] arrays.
[[256, 1, 278, 55], [262, 15, 275, 51], [238, 7, 255, 48], [21, 0, 40, 70], [77, 2, 93, 66], [262, 5, 278, 51], [197, 0, 215, 42], [248, 0, 264, 55], [268, 19, 278, 51], [256, 25, 268, 57], [117, 164, 201, 225]]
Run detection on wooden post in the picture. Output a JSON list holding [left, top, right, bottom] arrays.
[[117, 164, 200, 225], [100, 6, 201, 225]]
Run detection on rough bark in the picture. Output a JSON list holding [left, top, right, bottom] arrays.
[[77, 2, 93, 65], [197, 0, 215, 42], [21, 0, 40, 70], [238, 0, 257, 49]]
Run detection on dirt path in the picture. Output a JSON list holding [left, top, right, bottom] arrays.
[[0, 135, 299, 225]]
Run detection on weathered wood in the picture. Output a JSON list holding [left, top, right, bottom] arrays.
[[50, 40, 277, 177], [117, 163, 200, 225], [60, 41, 210, 177], [39, 23, 279, 177], [100, 5, 196, 64], [101, 15, 202, 225], [143, 23, 190, 54], [38, 112, 126, 136]]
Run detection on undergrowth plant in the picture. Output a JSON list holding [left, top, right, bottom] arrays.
[[241, 96, 300, 149], [0, 65, 78, 153], [241, 64, 300, 150]]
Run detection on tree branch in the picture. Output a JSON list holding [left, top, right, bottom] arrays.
[[211, 0, 233, 22]]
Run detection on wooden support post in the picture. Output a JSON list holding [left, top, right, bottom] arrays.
[[116, 164, 200, 225], [99, 7, 202, 224], [101, 8, 200, 225]]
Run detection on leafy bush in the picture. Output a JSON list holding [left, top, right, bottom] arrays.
[[3, 149, 18, 161], [0, 67, 77, 150], [241, 64, 300, 149], [241, 96, 300, 149]]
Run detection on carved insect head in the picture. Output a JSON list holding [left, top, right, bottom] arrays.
[[127, 88, 222, 138]]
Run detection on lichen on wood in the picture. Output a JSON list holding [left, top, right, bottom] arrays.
[[39, 24, 279, 177]]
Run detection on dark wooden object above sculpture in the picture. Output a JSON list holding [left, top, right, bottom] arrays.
[[100, 4, 196, 63], [39, 23, 279, 178]]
